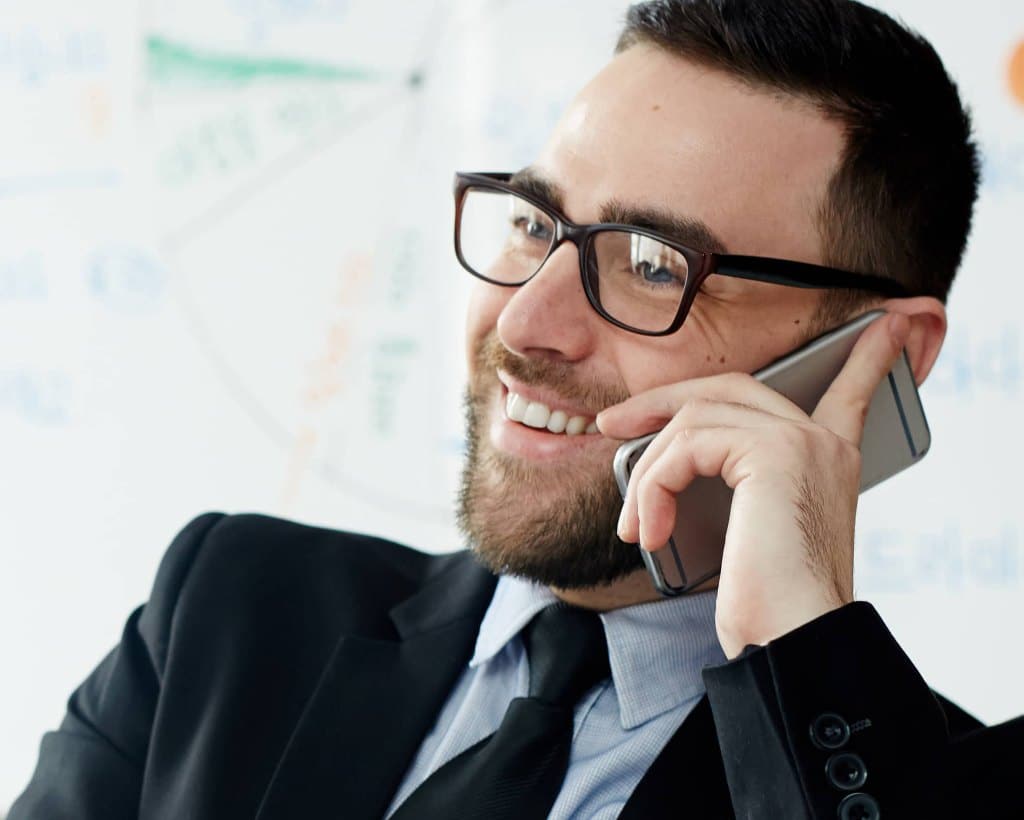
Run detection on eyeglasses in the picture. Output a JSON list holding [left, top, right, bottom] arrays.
[[453, 171, 909, 336]]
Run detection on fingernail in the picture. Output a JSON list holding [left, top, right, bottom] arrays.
[[616, 505, 629, 539], [889, 313, 910, 345]]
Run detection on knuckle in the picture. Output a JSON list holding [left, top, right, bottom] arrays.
[[724, 371, 757, 392], [820, 428, 861, 471], [847, 395, 871, 425], [778, 423, 812, 450], [672, 428, 694, 448], [677, 396, 709, 420], [839, 438, 862, 470], [635, 470, 657, 502]]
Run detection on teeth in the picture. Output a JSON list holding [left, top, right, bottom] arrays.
[[565, 416, 587, 436], [506, 392, 529, 423], [546, 410, 568, 433], [503, 391, 595, 435], [522, 401, 550, 429]]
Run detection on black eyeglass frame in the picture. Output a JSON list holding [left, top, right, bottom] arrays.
[[453, 171, 910, 337]]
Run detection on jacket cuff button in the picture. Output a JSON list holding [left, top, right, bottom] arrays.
[[826, 752, 868, 790], [837, 792, 879, 820], [810, 712, 851, 750]]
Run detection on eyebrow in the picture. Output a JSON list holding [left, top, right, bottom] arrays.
[[600, 199, 726, 254], [507, 166, 727, 254], [508, 167, 566, 212]]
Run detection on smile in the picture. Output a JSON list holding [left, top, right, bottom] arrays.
[[503, 391, 599, 435]]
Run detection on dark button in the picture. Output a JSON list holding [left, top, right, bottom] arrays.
[[811, 712, 851, 750], [837, 792, 880, 820], [826, 752, 868, 790]]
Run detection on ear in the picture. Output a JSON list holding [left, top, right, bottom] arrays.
[[879, 296, 946, 386]]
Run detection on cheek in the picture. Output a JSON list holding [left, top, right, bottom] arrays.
[[614, 338, 707, 398], [465, 282, 508, 369], [612, 317, 758, 397]]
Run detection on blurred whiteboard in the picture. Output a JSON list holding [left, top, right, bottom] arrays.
[[0, 0, 1021, 810]]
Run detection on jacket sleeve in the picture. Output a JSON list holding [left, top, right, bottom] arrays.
[[8, 512, 226, 820], [702, 601, 1023, 819]]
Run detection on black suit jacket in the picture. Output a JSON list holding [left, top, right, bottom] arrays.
[[10, 513, 1023, 818]]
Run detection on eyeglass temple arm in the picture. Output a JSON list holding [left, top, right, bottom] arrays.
[[713, 255, 909, 298]]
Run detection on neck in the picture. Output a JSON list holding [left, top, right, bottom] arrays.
[[551, 568, 718, 612]]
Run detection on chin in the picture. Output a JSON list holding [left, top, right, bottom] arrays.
[[458, 334, 640, 588], [458, 402, 643, 589]]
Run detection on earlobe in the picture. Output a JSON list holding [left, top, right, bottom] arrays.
[[881, 296, 947, 385]]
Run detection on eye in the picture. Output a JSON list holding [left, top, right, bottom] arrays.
[[636, 260, 679, 285], [509, 199, 553, 241], [513, 215, 552, 240], [630, 235, 687, 288]]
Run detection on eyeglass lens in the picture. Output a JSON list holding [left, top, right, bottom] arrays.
[[458, 187, 690, 333]]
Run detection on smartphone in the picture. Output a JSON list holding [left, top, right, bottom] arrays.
[[613, 310, 930, 596]]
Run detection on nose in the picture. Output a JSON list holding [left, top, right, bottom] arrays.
[[496, 241, 598, 363]]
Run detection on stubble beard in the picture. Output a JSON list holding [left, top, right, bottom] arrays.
[[456, 335, 644, 589]]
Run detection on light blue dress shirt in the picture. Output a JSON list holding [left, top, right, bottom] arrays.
[[385, 574, 726, 819]]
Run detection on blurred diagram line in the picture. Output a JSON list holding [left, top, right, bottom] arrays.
[[146, 35, 383, 87]]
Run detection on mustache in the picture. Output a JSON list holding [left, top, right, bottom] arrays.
[[472, 333, 630, 415]]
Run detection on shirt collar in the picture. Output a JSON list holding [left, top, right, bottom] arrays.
[[470, 574, 559, 667], [469, 574, 725, 730]]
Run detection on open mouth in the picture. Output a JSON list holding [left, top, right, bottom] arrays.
[[503, 390, 599, 436]]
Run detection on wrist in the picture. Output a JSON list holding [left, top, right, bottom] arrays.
[[716, 590, 846, 659]]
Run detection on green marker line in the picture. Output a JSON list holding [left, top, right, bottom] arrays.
[[146, 35, 382, 86]]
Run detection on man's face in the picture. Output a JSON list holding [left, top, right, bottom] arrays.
[[459, 44, 847, 590]]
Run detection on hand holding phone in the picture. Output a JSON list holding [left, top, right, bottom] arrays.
[[608, 310, 929, 597]]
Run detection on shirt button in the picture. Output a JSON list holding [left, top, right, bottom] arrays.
[[837, 792, 880, 820], [826, 752, 868, 790], [810, 712, 851, 750]]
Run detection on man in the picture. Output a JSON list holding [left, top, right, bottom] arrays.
[[11, 0, 1021, 818]]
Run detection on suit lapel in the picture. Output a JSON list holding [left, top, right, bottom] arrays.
[[254, 552, 497, 820], [618, 696, 735, 819]]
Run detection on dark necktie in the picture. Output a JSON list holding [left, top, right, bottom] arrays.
[[390, 602, 611, 820]]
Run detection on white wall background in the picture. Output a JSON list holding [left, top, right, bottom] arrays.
[[0, 0, 1021, 811]]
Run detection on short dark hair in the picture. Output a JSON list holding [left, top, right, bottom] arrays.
[[617, 0, 980, 322]]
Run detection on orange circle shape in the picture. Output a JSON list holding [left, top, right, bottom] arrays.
[[1010, 39, 1024, 106]]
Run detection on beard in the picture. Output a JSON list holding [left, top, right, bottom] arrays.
[[456, 333, 644, 589]]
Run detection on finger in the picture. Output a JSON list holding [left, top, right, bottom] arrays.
[[597, 371, 805, 440], [619, 421, 739, 545], [616, 399, 781, 542], [619, 429, 700, 547], [632, 427, 739, 551], [624, 398, 779, 493], [812, 312, 910, 446]]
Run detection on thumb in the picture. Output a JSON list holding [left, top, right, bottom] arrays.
[[811, 313, 910, 446]]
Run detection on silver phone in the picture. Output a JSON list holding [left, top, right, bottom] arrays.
[[612, 310, 930, 596]]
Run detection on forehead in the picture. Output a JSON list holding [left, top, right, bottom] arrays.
[[534, 44, 845, 262]]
